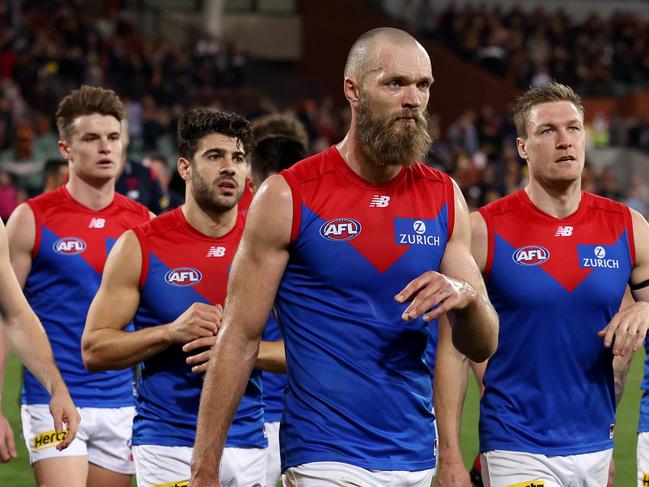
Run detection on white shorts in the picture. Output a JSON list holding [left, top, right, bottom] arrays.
[[282, 461, 435, 487], [637, 432, 649, 486], [481, 448, 612, 487], [21, 404, 135, 474], [264, 421, 281, 486], [133, 444, 267, 487]]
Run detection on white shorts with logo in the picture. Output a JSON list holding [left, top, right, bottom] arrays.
[[481, 448, 612, 487], [264, 421, 281, 486], [282, 461, 435, 487], [637, 432, 649, 486], [21, 404, 135, 474], [133, 444, 267, 487]]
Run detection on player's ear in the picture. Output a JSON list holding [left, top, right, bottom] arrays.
[[516, 137, 528, 161], [178, 157, 191, 181], [344, 76, 361, 107], [58, 139, 71, 161]]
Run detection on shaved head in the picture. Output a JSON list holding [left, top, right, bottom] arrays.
[[344, 28, 425, 84]]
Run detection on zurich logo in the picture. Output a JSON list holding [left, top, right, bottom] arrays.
[[594, 246, 606, 258], [413, 220, 426, 234], [319, 218, 362, 241], [53, 237, 86, 255], [164, 267, 202, 287], [512, 245, 550, 266]]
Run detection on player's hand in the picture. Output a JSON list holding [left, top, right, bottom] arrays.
[[598, 301, 649, 356], [166, 303, 222, 344], [183, 335, 217, 374], [395, 271, 477, 322], [0, 410, 16, 462], [435, 460, 471, 486], [49, 387, 80, 451]]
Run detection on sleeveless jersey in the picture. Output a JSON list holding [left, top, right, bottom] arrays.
[[23, 186, 150, 406], [261, 313, 286, 423], [479, 189, 633, 455], [276, 146, 454, 471], [131, 208, 266, 448]]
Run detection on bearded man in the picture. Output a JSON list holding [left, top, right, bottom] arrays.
[[190, 27, 499, 487]]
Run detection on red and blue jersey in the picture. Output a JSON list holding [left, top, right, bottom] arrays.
[[276, 146, 454, 471], [260, 313, 286, 424], [130, 208, 266, 448], [22, 186, 150, 407], [479, 189, 633, 455]]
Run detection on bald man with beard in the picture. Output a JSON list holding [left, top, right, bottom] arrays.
[[190, 27, 498, 487]]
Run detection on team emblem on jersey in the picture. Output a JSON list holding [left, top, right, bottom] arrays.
[[512, 245, 550, 266], [52, 237, 87, 255], [580, 245, 620, 269], [319, 218, 362, 241], [164, 267, 203, 287]]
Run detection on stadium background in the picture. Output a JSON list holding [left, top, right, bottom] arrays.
[[0, 0, 648, 484]]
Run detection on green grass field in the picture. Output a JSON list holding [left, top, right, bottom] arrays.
[[0, 350, 645, 486]]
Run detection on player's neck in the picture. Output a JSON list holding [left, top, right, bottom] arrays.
[[525, 179, 582, 219], [182, 199, 238, 239], [336, 133, 402, 186], [65, 176, 115, 211]]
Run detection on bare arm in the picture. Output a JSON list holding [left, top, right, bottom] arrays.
[[2, 211, 79, 454], [397, 181, 498, 362], [434, 314, 471, 486], [613, 288, 636, 406], [82, 230, 221, 371], [599, 209, 649, 356], [256, 340, 286, 373], [191, 175, 292, 486]]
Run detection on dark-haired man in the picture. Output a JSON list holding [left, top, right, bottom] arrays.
[[82, 109, 281, 487], [191, 28, 498, 486], [7, 85, 150, 486]]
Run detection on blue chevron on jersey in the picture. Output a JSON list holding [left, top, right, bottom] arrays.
[[479, 189, 633, 456], [131, 208, 266, 449], [23, 186, 150, 407], [276, 146, 455, 472]]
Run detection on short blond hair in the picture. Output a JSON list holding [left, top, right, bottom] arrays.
[[513, 82, 583, 138]]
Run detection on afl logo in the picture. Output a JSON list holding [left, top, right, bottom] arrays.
[[319, 218, 362, 241], [512, 245, 550, 266], [164, 267, 202, 287], [53, 238, 86, 255]]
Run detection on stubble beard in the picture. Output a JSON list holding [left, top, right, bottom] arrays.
[[191, 171, 241, 214], [356, 95, 433, 167]]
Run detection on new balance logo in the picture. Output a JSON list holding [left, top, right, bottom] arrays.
[[369, 195, 390, 207], [206, 246, 226, 257], [88, 218, 106, 229], [555, 226, 573, 237]]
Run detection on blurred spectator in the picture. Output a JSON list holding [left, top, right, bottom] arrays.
[[43, 158, 69, 193], [142, 153, 182, 213], [0, 168, 18, 220]]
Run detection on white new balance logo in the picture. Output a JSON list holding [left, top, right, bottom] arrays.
[[555, 226, 573, 237], [206, 246, 226, 257], [369, 195, 390, 208], [88, 218, 105, 229]]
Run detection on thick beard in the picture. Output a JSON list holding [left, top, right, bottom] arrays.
[[357, 95, 432, 166], [191, 171, 241, 213]]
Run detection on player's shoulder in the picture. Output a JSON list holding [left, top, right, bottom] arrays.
[[479, 189, 525, 218], [27, 186, 67, 211], [112, 192, 151, 219], [134, 208, 182, 239], [582, 191, 629, 215], [281, 146, 339, 185], [409, 162, 449, 184]]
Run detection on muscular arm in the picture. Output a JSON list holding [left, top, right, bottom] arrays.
[[434, 209, 491, 485], [256, 340, 286, 373], [599, 209, 649, 356], [434, 314, 471, 486], [191, 175, 292, 485], [613, 288, 636, 406], [397, 182, 498, 363], [82, 230, 220, 371], [2, 209, 79, 453]]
